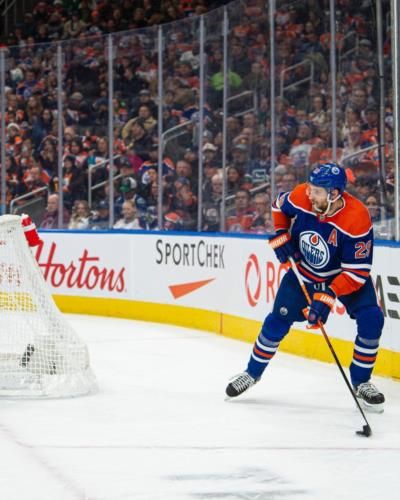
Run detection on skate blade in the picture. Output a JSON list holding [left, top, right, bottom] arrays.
[[357, 397, 384, 414]]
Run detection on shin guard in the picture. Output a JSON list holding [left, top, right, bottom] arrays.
[[247, 313, 291, 379], [350, 306, 384, 387]]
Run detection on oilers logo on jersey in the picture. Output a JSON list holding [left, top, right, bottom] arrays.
[[299, 231, 329, 269]]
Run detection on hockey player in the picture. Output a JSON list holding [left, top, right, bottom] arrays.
[[226, 163, 385, 412]]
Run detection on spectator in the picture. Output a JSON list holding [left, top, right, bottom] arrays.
[[230, 40, 252, 77], [5, 154, 24, 202], [88, 200, 110, 230], [362, 104, 379, 137], [175, 159, 195, 188], [249, 193, 273, 234], [365, 194, 381, 223], [68, 200, 91, 229], [123, 120, 152, 158], [227, 166, 243, 196], [342, 124, 371, 171], [39, 193, 70, 229], [225, 189, 254, 232], [171, 182, 197, 230], [231, 144, 251, 176], [113, 199, 141, 229], [63, 11, 87, 39], [164, 211, 184, 231], [203, 142, 220, 168], [31, 109, 55, 148], [242, 61, 268, 98], [342, 106, 362, 139], [23, 164, 50, 195], [209, 64, 242, 108], [115, 176, 142, 219], [57, 155, 86, 210], [122, 104, 157, 138], [309, 95, 327, 126], [246, 141, 271, 185], [129, 89, 157, 119], [348, 84, 369, 113]]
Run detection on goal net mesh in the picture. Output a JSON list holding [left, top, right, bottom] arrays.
[[0, 215, 97, 397]]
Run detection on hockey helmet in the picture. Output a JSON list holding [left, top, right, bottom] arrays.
[[308, 163, 347, 194]]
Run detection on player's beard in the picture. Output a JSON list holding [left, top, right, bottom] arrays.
[[312, 199, 329, 213]]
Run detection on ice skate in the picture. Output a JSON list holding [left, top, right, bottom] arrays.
[[225, 371, 258, 398], [354, 382, 385, 413]]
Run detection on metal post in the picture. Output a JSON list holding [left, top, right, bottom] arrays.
[[5, 1, 8, 37], [56, 44, 64, 228], [329, 0, 337, 161], [157, 25, 164, 230], [0, 49, 6, 214], [197, 16, 205, 232], [220, 7, 228, 232], [269, 0, 276, 199], [107, 35, 115, 228], [391, 0, 400, 240], [376, 0, 388, 221]]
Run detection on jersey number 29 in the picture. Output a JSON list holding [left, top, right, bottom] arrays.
[[355, 241, 372, 259]]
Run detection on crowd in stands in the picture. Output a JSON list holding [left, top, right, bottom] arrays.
[[0, 0, 395, 236]]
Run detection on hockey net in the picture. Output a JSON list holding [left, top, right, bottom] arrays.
[[0, 214, 97, 397]]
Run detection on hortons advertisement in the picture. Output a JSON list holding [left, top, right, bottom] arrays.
[[37, 232, 400, 353]]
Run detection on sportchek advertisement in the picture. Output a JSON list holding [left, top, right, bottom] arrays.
[[37, 232, 400, 353]]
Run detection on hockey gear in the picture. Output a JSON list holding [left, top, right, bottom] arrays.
[[355, 382, 385, 413], [21, 214, 42, 247], [269, 231, 296, 264], [356, 424, 372, 437], [308, 163, 347, 194], [308, 163, 347, 216], [350, 306, 384, 390], [308, 287, 336, 326], [288, 256, 373, 437], [225, 372, 257, 398]]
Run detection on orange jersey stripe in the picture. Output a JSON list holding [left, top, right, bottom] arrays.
[[353, 353, 377, 362], [253, 347, 274, 359], [330, 272, 364, 296]]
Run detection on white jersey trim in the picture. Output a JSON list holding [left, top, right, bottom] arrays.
[[354, 345, 379, 355], [255, 339, 278, 353], [342, 271, 366, 284], [341, 262, 372, 270], [301, 261, 342, 277], [287, 197, 315, 216], [251, 353, 270, 364], [352, 359, 375, 369]]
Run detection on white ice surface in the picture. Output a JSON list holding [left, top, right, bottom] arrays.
[[0, 314, 399, 500]]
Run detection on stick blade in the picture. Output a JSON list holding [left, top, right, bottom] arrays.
[[356, 424, 372, 437]]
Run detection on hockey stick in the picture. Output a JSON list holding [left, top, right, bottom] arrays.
[[288, 256, 372, 438]]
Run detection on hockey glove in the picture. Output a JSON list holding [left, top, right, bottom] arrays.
[[308, 287, 336, 326], [269, 231, 296, 264]]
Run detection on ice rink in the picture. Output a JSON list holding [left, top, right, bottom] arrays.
[[0, 314, 399, 500]]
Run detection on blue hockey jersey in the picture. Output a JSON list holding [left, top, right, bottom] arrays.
[[272, 183, 373, 297]]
